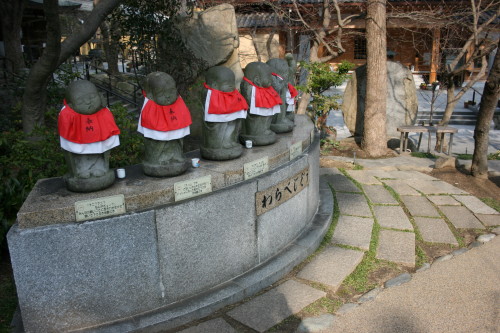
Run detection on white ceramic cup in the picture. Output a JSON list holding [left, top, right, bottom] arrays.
[[245, 140, 252, 149], [192, 158, 200, 168], [116, 168, 126, 179]]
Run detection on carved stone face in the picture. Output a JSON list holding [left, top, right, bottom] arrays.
[[244, 62, 273, 88], [267, 58, 289, 92], [146, 72, 178, 106], [206, 66, 235, 93], [66, 80, 103, 115]]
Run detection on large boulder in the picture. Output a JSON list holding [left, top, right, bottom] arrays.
[[342, 61, 418, 138]]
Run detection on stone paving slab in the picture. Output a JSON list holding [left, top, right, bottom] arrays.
[[362, 185, 398, 204], [413, 217, 458, 245], [400, 195, 441, 217], [382, 180, 421, 196], [406, 180, 445, 195], [178, 318, 237, 333], [439, 206, 486, 229], [345, 170, 382, 185], [325, 174, 362, 193], [336, 192, 372, 217], [373, 205, 413, 230], [475, 214, 500, 226], [426, 195, 461, 206], [452, 195, 500, 215], [332, 216, 374, 250], [389, 171, 436, 181], [361, 170, 393, 179], [430, 180, 467, 195], [376, 230, 415, 267], [227, 280, 325, 333], [319, 168, 343, 176], [297, 246, 364, 291]]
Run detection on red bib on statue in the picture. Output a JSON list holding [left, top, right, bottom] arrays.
[[203, 83, 249, 114], [288, 83, 299, 98], [243, 77, 282, 108], [58, 103, 120, 144], [141, 96, 192, 132]]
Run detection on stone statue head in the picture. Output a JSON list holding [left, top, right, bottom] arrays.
[[205, 66, 236, 93], [144, 72, 178, 106], [243, 62, 273, 88], [65, 80, 104, 115], [266, 58, 289, 92]]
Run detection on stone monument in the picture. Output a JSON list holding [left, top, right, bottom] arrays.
[[201, 66, 248, 160], [342, 61, 418, 138], [58, 80, 120, 192], [267, 58, 294, 133], [240, 62, 282, 146], [138, 72, 192, 177]]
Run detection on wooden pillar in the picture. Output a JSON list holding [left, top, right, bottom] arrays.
[[430, 28, 440, 83]]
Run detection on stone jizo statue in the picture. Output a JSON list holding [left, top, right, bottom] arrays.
[[267, 58, 294, 133], [240, 62, 282, 146], [201, 66, 248, 160], [285, 53, 298, 122], [58, 80, 120, 192], [138, 72, 192, 177]]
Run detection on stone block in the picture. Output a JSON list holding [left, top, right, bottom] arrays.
[[336, 192, 372, 217], [345, 170, 382, 185], [155, 183, 259, 303], [475, 214, 500, 226], [434, 156, 457, 169], [376, 230, 415, 267], [414, 217, 458, 245], [227, 280, 326, 332], [452, 195, 500, 215], [426, 195, 461, 206], [363, 184, 398, 204], [307, 142, 321, 219], [258, 189, 309, 262], [430, 180, 467, 194], [406, 180, 446, 195], [7, 211, 162, 332], [382, 180, 420, 196], [439, 206, 485, 229], [332, 215, 374, 250], [401, 195, 440, 217], [297, 246, 364, 291], [296, 314, 336, 333], [178, 318, 237, 333], [373, 205, 413, 230], [384, 273, 412, 288], [325, 174, 361, 193]]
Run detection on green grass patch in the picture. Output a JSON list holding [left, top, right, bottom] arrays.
[[410, 152, 437, 158], [455, 152, 500, 160], [455, 153, 473, 160], [301, 297, 343, 316], [0, 273, 17, 333], [481, 197, 500, 212]]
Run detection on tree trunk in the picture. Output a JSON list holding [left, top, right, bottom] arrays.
[[296, 41, 320, 115], [100, 21, 120, 76], [471, 41, 500, 178], [362, 0, 387, 157], [0, 0, 26, 72]]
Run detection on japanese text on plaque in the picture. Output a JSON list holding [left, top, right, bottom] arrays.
[[75, 194, 126, 222], [174, 175, 212, 201], [244, 157, 269, 180]]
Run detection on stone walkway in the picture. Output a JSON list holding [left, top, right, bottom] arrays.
[[173, 166, 499, 333]]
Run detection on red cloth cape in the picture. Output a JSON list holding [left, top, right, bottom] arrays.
[[288, 83, 299, 98], [203, 83, 249, 114], [243, 77, 282, 108], [58, 102, 120, 144], [141, 96, 192, 132]]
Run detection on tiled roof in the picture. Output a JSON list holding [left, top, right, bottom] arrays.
[[237, 12, 285, 28]]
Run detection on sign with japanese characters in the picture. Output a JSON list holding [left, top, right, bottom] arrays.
[[255, 167, 309, 215], [289, 141, 303, 161], [75, 194, 126, 222], [174, 175, 212, 201], [244, 157, 269, 180]]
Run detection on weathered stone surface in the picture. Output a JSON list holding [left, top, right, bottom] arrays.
[[477, 233, 496, 243], [156, 182, 259, 303], [332, 215, 374, 250], [363, 185, 398, 204], [434, 156, 457, 169], [416, 262, 431, 272], [296, 314, 336, 333], [7, 212, 162, 333], [451, 248, 468, 256], [439, 206, 485, 229], [406, 180, 445, 195], [434, 254, 453, 263], [336, 192, 371, 217], [382, 180, 421, 196], [452, 195, 500, 215], [414, 217, 458, 245], [346, 170, 382, 185], [357, 288, 382, 303], [390, 171, 436, 181], [492, 226, 500, 235], [384, 273, 412, 288], [377, 230, 415, 267], [297, 246, 364, 291], [178, 318, 237, 333], [429, 180, 467, 194], [475, 214, 500, 226], [426, 195, 461, 206], [227, 280, 325, 332], [342, 61, 418, 138], [325, 174, 361, 193], [401, 195, 440, 217], [373, 205, 413, 230], [336, 303, 359, 315]]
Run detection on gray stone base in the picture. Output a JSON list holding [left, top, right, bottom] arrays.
[[64, 169, 115, 193], [271, 118, 294, 134], [239, 131, 276, 146], [200, 144, 243, 161], [142, 160, 188, 177]]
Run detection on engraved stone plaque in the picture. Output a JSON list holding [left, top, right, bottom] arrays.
[[75, 194, 126, 222], [289, 141, 303, 161], [255, 167, 310, 215], [174, 175, 212, 201], [244, 157, 269, 180]]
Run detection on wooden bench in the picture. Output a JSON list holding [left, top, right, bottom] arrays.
[[397, 125, 458, 155]]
